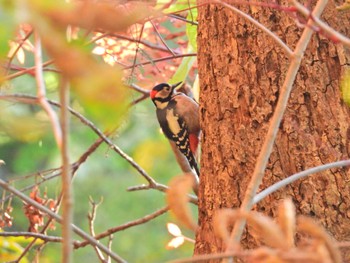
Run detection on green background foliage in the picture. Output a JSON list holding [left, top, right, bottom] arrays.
[[0, 0, 198, 260]]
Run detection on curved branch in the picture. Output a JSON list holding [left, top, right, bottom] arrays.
[[75, 206, 169, 248], [10, 137, 105, 262], [293, 0, 350, 48], [253, 160, 350, 204], [122, 53, 197, 70], [129, 93, 150, 106], [0, 94, 164, 192], [34, 33, 62, 148], [109, 33, 182, 54], [129, 83, 150, 95], [0, 178, 126, 263], [168, 14, 198, 25], [4, 60, 54, 81], [151, 20, 176, 56], [6, 29, 33, 74], [59, 77, 72, 261], [2, 138, 104, 203], [228, 0, 328, 249]]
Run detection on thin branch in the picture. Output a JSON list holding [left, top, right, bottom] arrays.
[[75, 206, 169, 248], [128, 83, 150, 95], [129, 93, 150, 106], [14, 198, 61, 262], [14, 138, 104, 263], [228, 0, 328, 250], [88, 32, 109, 45], [216, 0, 293, 57], [165, 2, 208, 15], [59, 77, 72, 263], [34, 32, 62, 149], [122, 53, 197, 70], [168, 14, 198, 25], [6, 29, 33, 74], [0, 94, 199, 207], [88, 197, 106, 263], [0, 178, 126, 263], [293, 0, 350, 47], [4, 60, 54, 80], [107, 235, 113, 263], [5, 63, 60, 74], [109, 33, 182, 54], [150, 20, 176, 56], [126, 183, 199, 204], [0, 232, 63, 243], [6, 167, 59, 183], [2, 138, 104, 204], [0, 94, 177, 199], [253, 159, 350, 204], [128, 23, 145, 82]]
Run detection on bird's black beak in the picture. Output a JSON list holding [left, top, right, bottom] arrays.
[[171, 82, 182, 92]]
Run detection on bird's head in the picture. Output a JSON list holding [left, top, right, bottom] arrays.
[[150, 82, 182, 103]]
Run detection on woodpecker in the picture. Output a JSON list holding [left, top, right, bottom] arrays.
[[150, 82, 200, 176]]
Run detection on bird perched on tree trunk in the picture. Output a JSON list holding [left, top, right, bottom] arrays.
[[150, 82, 200, 176]]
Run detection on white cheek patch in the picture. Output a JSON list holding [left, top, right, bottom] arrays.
[[155, 100, 168, 109], [166, 108, 181, 135]]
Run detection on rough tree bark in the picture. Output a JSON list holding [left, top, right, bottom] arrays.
[[195, 0, 350, 260]]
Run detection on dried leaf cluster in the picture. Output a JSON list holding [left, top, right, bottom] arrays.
[[23, 187, 56, 233], [166, 175, 342, 262], [0, 206, 13, 228], [212, 199, 341, 263]]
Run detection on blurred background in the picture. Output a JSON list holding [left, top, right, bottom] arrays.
[[0, 0, 198, 261]]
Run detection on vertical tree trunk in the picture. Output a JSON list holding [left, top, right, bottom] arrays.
[[195, 1, 350, 259]]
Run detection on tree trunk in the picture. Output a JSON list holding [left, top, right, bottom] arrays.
[[195, 0, 350, 260]]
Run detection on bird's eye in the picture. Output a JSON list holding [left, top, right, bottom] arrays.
[[165, 87, 170, 91]]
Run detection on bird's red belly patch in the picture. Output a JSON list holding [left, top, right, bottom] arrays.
[[189, 133, 199, 154]]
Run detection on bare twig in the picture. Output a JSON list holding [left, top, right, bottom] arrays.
[[254, 159, 350, 204], [128, 23, 145, 83], [168, 14, 198, 25], [228, 0, 328, 251], [107, 235, 113, 263], [4, 59, 54, 80], [88, 197, 106, 263], [75, 206, 169, 248], [59, 77, 72, 263], [293, 0, 350, 47], [217, 0, 293, 57], [6, 29, 33, 74], [122, 53, 197, 70], [2, 138, 104, 204], [0, 231, 63, 243], [0, 178, 126, 263], [126, 183, 198, 205], [5, 136, 104, 262], [34, 32, 62, 149], [128, 83, 150, 95], [151, 20, 176, 56], [129, 93, 150, 106], [109, 33, 182, 54], [5, 63, 60, 74], [0, 94, 180, 200]]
